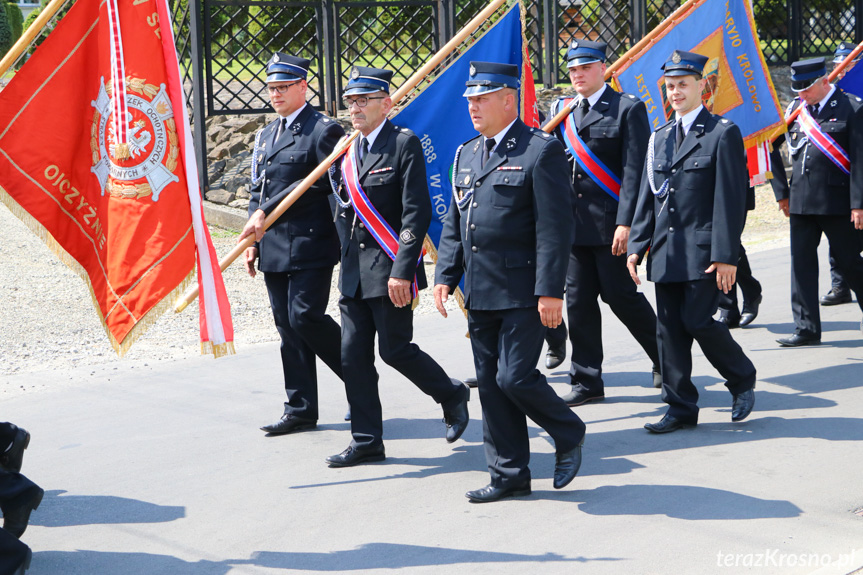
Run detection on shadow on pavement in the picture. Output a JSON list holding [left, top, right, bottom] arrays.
[[33, 551, 227, 575], [29, 490, 185, 527]]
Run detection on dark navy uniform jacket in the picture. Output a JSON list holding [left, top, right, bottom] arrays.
[[770, 89, 863, 215], [249, 104, 345, 273], [548, 87, 650, 245], [435, 119, 573, 310], [628, 107, 748, 283], [333, 119, 431, 300]]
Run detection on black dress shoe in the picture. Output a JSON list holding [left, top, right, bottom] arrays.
[[820, 288, 852, 306], [465, 481, 531, 503], [260, 413, 317, 435], [553, 436, 584, 489], [717, 309, 741, 328], [463, 377, 478, 388], [444, 381, 470, 443], [2, 485, 43, 538], [651, 365, 662, 389], [561, 387, 604, 407], [644, 414, 694, 434], [326, 444, 386, 468], [545, 344, 566, 369], [739, 295, 762, 327], [0, 427, 30, 473], [731, 388, 755, 422], [776, 332, 821, 347]]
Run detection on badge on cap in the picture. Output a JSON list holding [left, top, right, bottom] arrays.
[[351, 67, 360, 79], [469, 64, 476, 77], [571, 40, 579, 49], [672, 51, 682, 64], [273, 54, 280, 63]]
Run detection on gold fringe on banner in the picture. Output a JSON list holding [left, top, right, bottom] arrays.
[[1, 185, 197, 357]]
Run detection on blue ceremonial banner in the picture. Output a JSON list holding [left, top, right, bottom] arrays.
[[611, 0, 784, 154], [838, 60, 863, 98], [393, 1, 534, 270]]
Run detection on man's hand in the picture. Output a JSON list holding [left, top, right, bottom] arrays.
[[612, 225, 630, 256], [706, 262, 737, 294], [388, 277, 412, 308], [239, 209, 267, 243], [243, 246, 258, 278], [626, 253, 641, 286], [538, 296, 564, 328], [434, 284, 450, 318], [778, 198, 790, 218], [852, 209, 863, 230]]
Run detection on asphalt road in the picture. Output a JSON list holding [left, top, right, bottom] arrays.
[[2, 242, 863, 575]]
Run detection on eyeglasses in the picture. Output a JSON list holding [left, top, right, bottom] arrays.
[[343, 96, 385, 108], [267, 83, 299, 95]]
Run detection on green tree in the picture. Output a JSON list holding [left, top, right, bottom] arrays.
[[7, 2, 23, 43], [0, 1, 13, 57]]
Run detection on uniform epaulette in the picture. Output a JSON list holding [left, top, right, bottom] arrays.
[[720, 118, 729, 123], [656, 119, 674, 132], [528, 126, 552, 139]]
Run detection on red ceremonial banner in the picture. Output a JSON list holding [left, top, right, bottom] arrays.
[[0, 0, 233, 355]]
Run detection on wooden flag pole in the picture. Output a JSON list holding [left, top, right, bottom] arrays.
[[542, 0, 702, 134], [0, 0, 71, 77], [174, 0, 509, 313]]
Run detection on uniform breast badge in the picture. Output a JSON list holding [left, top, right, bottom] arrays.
[[90, 76, 180, 201]]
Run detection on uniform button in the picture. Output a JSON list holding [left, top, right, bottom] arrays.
[[471, 246, 478, 252], [694, 162, 698, 167], [470, 224, 476, 230], [671, 168, 676, 174], [476, 181, 482, 187], [472, 202, 478, 208], [504, 177, 509, 183], [267, 161, 272, 166], [359, 243, 366, 249], [309, 228, 314, 233], [669, 187, 675, 193], [577, 174, 583, 180], [805, 169, 810, 174], [669, 207, 675, 213], [669, 227, 675, 233], [578, 194, 583, 198], [359, 222, 365, 229], [266, 179, 271, 184]]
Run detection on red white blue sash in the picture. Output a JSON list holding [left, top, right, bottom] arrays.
[[797, 105, 851, 175], [558, 98, 621, 201], [341, 138, 422, 297]]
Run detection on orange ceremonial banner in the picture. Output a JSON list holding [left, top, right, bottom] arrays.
[[0, 0, 234, 356]]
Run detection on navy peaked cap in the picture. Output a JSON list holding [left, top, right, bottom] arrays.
[[265, 53, 309, 83], [566, 39, 607, 67], [833, 42, 860, 64], [790, 58, 827, 91], [463, 61, 520, 97], [661, 50, 708, 77], [344, 66, 393, 96]]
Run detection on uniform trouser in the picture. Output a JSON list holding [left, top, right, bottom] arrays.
[[0, 526, 29, 575], [0, 423, 16, 453], [545, 321, 568, 350], [340, 294, 461, 448], [717, 244, 762, 316], [468, 307, 586, 488], [264, 268, 343, 421], [566, 245, 660, 395], [790, 214, 863, 336], [827, 228, 863, 291], [654, 280, 757, 424]]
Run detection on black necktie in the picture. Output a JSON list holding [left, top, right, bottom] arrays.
[[482, 138, 495, 168], [273, 117, 286, 146], [360, 137, 369, 167], [574, 98, 590, 129], [808, 103, 819, 117], [675, 121, 685, 153]]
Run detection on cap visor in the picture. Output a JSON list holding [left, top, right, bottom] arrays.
[[567, 57, 602, 68], [463, 85, 504, 97], [266, 74, 302, 83]]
